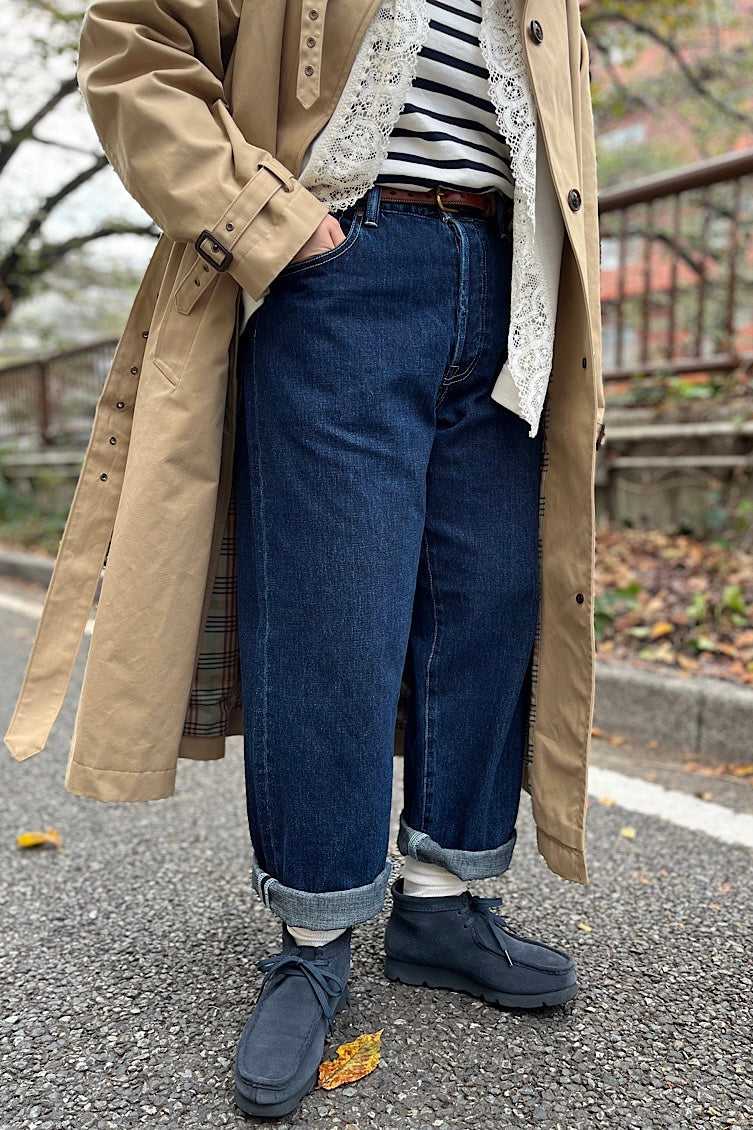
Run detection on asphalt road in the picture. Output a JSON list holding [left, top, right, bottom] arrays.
[[1, 583, 751, 1130]]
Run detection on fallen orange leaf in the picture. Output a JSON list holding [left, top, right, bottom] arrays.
[[16, 827, 62, 850], [318, 1030, 382, 1091]]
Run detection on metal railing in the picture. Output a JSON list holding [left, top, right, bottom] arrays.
[[598, 147, 753, 398], [0, 338, 118, 447], [2, 148, 753, 447]]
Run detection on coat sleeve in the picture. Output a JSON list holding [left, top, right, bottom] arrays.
[[77, 0, 330, 299]]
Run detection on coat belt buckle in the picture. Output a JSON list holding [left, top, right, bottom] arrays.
[[435, 186, 460, 213], [195, 230, 233, 272]]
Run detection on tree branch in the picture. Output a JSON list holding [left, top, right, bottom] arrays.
[[36, 222, 160, 268], [0, 75, 79, 176], [0, 222, 159, 320], [585, 12, 749, 126], [590, 35, 651, 116], [6, 155, 110, 271], [30, 134, 101, 158]]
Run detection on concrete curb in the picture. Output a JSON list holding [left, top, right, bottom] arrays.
[[593, 661, 753, 764], [0, 548, 103, 602], [2, 549, 752, 764], [0, 548, 56, 587]]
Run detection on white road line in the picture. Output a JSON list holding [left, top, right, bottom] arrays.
[[589, 764, 753, 850], [0, 592, 94, 636]]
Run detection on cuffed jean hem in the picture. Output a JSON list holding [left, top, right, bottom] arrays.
[[250, 856, 393, 930], [397, 815, 517, 881]]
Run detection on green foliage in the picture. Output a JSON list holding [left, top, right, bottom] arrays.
[[685, 582, 751, 641], [586, 0, 752, 170], [593, 581, 642, 640], [686, 592, 709, 623], [701, 490, 753, 548], [0, 467, 72, 554]]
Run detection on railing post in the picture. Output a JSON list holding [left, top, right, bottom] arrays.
[[38, 361, 51, 446]]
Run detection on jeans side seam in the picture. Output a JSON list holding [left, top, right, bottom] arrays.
[[421, 528, 442, 830], [250, 317, 277, 875]]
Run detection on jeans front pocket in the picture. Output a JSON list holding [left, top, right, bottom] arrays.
[[276, 208, 364, 278]]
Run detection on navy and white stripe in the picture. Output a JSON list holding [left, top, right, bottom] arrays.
[[375, 0, 514, 197]]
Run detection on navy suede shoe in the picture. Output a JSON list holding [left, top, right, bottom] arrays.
[[384, 879, 577, 1008], [234, 926, 351, 1119]]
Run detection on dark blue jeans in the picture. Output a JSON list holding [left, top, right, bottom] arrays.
[[233, 184, 544, 929]]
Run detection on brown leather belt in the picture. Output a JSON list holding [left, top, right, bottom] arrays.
[[377, 185, 502, 217]]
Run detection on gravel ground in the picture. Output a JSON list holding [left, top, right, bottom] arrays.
[[1, 603, 752, 1130]]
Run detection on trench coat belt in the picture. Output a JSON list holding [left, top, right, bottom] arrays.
[[3, 238, 170, 762]]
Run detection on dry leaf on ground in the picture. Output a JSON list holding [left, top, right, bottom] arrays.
[[620, 827, 637, 840], [16, 827, 62, 850], [318, 1030, 383, 1090], [595, 528, 753, 687]]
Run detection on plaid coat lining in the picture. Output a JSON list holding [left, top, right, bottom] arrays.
[[183, 489, 243, 736]]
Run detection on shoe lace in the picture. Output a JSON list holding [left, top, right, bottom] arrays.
[[255, 953, 346, 1034], [463, 893, 515, 967]]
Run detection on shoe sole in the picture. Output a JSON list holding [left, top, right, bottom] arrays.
[[233, 988, 349, 1120], [383, 958, 578, 1009], [234, 1068, 319, 1120]]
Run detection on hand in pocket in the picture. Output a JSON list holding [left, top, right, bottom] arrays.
[[289, 214, 346, 265]]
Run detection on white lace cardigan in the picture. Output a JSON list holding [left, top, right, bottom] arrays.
[[241, 0, 565, 439]]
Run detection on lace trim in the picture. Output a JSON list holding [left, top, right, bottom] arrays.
[[298, 0, 557, 436], [298, 0, 430, 211], [479, 0, 556, 435]]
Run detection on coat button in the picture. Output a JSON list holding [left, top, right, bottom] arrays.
[[130, 365, 139, 374], [109, 436, 117, 445], [116, 401, 125, 409], [568, 188, 582, 212], [100, 473, 108, 481], [306, 36, 316, 47], [529, 20, 544, 44], [308, 8, 318, 19], [576, 593, 585, 604], [304, 64, 314, 76]]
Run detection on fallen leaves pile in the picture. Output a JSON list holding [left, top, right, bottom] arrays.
[[595, 528, 753, 685]]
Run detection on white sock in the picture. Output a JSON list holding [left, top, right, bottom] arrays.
[[402, 857, 467, 898], [286, 924, 347, 948]]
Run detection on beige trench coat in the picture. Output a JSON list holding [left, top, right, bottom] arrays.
[[5, 0, 605, 884]]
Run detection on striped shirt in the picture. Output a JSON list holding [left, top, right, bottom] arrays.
[[375, 0, 514, 197]]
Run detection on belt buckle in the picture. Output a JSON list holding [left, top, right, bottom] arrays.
[[195, 230, 233, 272], [435, 186, 459, 214]]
